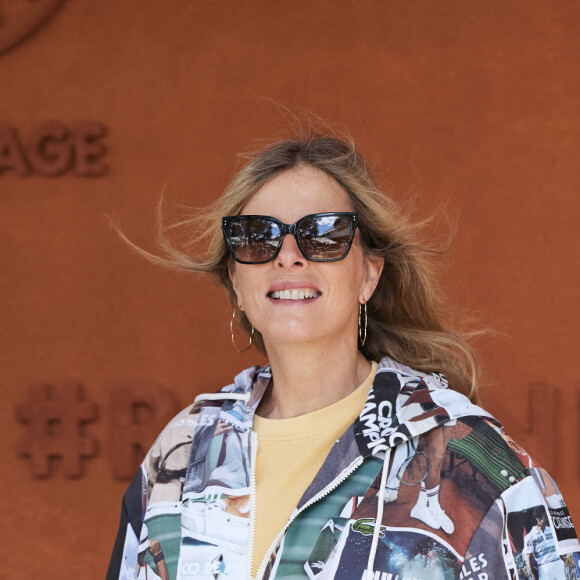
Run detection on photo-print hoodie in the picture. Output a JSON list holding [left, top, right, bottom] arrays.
[[107, 357, 580, 580]]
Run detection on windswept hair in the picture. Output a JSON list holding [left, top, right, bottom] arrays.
[[121, 132, 481, 401]]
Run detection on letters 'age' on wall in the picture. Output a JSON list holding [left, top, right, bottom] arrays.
[[0, 122, 109, 177]]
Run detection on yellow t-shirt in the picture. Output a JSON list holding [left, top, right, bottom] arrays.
[[251, 361, 378, 577]]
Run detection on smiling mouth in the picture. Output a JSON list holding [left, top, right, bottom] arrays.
[[268, 288, 321, 300]]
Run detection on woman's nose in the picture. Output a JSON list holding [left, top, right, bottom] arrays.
[[275, 233, 306, 268]]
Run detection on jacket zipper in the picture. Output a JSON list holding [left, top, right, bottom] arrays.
[[254, 454, 365, 580], [247, 430, 259, 579]]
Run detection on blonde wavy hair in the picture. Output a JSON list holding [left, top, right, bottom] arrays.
[[124, 132, 481, 401]]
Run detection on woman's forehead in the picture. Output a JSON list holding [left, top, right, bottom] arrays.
[[242, 166, 353, 220]]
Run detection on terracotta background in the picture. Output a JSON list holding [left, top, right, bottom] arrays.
[[1, 1, 579, 577]]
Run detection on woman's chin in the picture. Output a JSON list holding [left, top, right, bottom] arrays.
[[262, 326, 325, 347]]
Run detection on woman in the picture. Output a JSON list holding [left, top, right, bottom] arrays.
[[107, 134, 579, 580]]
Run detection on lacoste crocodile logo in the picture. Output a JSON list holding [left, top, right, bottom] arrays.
[[352, 518, 386, 538], [0, 0, 66, 56]]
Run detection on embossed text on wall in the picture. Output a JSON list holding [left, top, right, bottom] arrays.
[[15, 382, 580, 481], [0, 0, 66, 56], [0, 122, 109, 177], [16, 381, 180, 479]]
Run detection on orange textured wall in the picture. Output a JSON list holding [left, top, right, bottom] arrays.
[[1, 1, 579, 578]]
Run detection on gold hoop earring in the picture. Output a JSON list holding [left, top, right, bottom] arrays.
[[358, 302, 367, 346], [230, 307, 254, 353]]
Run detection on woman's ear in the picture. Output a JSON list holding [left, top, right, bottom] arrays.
[[360, 255, 384, 303]]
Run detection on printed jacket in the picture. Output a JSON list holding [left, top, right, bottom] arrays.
[[107, 357, 580, 580]]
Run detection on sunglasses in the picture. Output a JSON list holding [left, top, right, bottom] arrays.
[[222, 212, 359, 264]]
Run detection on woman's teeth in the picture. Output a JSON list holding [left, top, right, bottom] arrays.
[[270, 289, 319, 300]]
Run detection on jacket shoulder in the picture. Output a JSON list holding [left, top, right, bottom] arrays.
[[139, 402, 202, 499]]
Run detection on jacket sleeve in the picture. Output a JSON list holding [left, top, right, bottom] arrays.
[[106, 468, 148, 580], [461, 468, 580, 580], [106, 403, 197, 580]]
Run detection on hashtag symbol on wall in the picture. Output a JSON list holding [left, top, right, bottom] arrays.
[[16, 383, 97, 477]]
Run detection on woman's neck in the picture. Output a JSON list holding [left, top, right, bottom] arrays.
[[256, 338, 371, 420]]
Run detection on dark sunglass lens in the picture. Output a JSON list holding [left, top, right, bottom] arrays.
[[298, 215, 353, 260], [229, 218, 281, 263]]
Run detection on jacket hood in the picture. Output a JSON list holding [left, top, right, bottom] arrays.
[[352, 356, 495, 458]]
